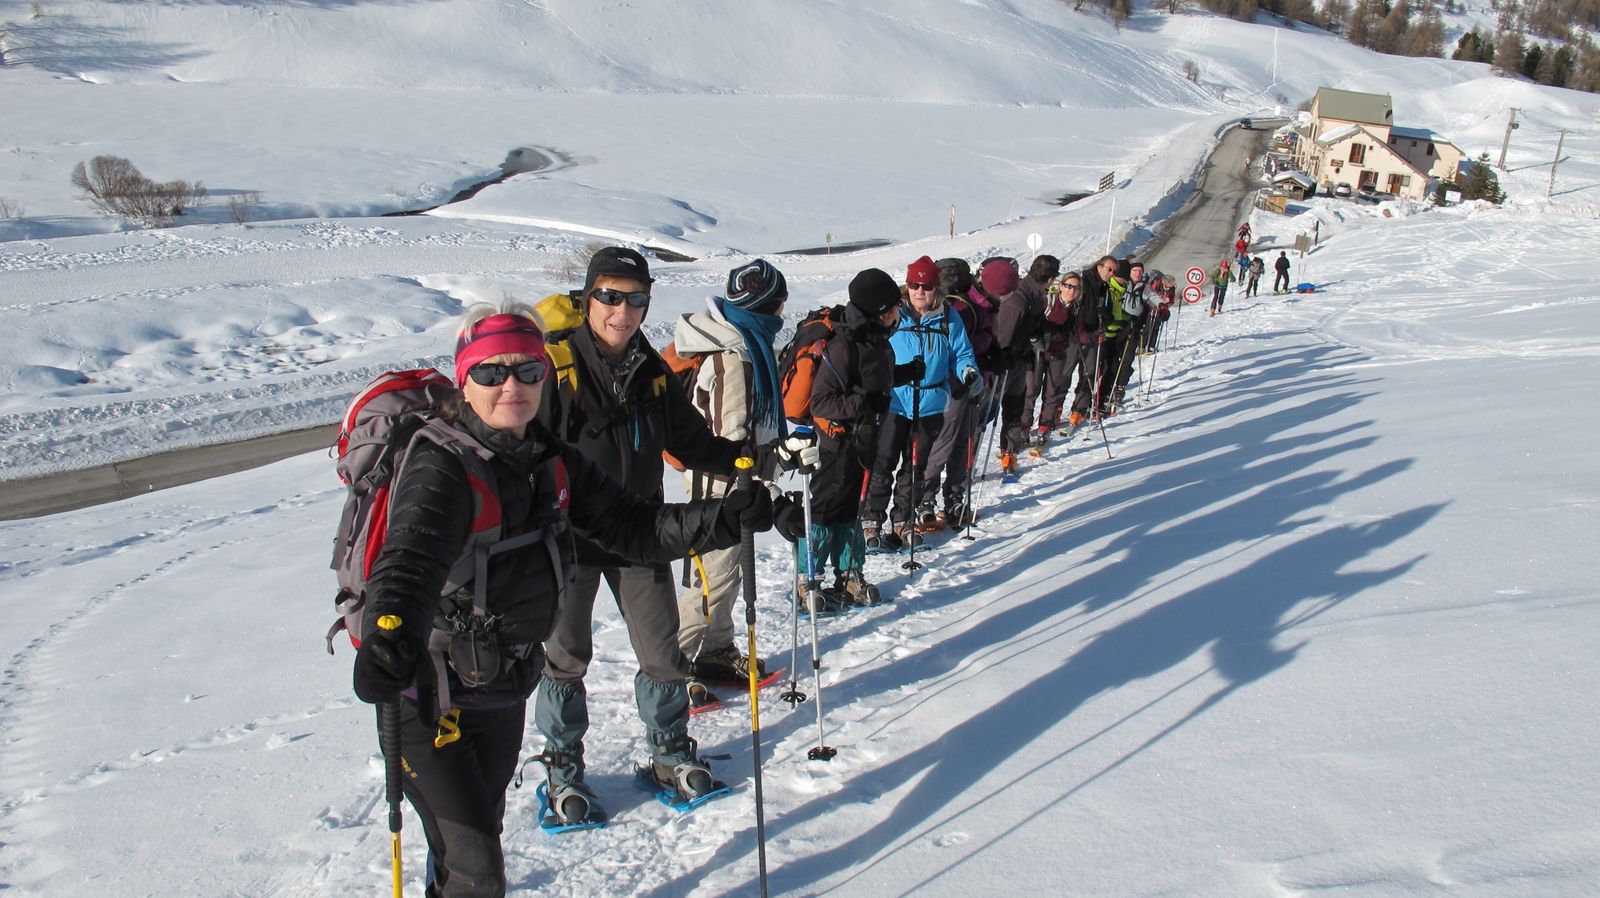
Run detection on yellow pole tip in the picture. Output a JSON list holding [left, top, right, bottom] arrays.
[[376, 614, 403, 631], [734, 456, 755, 471]]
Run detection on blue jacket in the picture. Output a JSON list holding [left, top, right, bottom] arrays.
[[888, 301, 979, 419]]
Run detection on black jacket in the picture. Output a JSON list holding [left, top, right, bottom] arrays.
[[1077, 266, 1110, 337], [542, 325, 742, 566], [811, 302, 897, 467], [363, 404, 741, 706]]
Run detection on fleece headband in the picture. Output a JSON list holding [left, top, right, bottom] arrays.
[[454, 313, 549, 387]]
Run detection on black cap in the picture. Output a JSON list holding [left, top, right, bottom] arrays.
[[584, 246, 655, 294], [848, 268, 901, 317]]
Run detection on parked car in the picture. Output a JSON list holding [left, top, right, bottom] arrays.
[[1240, 118, 1253, 130], [1333, 182, 1353, 198]]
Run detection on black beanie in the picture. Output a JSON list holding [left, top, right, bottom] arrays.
[[848, 268, 901, 317]]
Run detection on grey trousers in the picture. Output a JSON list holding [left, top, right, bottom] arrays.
[[535, 563, 692, 784]]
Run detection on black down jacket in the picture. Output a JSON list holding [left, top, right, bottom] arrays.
[[361, 402, 741, 707]]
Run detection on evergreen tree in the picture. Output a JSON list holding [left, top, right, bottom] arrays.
[[1521, 41, 1544, 78], [1453, 27, 1483, 61], [1462, 153, 1505, 204]]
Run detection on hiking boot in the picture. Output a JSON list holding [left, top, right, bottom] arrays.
[[999, 452, 1017, 475], [539, 747, 605, 825], [862, 523, 882, 551], [648, 734, 717, 801], [939, 503, 972, 529], [835, 570, 882, 607], [877, 529, 904, 552], [691, 644, 765, 682], [686, 677, 721, 711], [893, 523, 924, 548], [916, 506, 941, 532], [799, 586, 851, 615], [1068, 411, 1084, 428]]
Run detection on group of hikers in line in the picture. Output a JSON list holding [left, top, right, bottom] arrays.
[[342, 237, 1234, 896], [1212, 223, 1294, 314]]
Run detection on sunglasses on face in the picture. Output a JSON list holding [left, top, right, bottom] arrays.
[[468, 359, 548, 387], [1063, 283, 1082, 291], [908, 282, 937, 291], [591, 288, 651, 308]]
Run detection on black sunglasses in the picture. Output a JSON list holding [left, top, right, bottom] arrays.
[[591, 287, 651, 308], [468, 359, 548, 387], [907, 281, 937, 291]]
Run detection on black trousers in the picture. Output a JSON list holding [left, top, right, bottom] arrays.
[[388, 700, 526, 898], [864, 412, 946, 525]]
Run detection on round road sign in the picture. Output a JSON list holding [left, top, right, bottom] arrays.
[[1182, 284, 1203, 305], [1185, 266, 1206, 286], [1026, 233, 1043, 252]]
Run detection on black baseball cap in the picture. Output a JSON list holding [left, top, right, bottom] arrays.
[[583, 246, 655, 294]]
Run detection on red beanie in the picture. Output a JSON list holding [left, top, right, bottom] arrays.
[[980, 258, 1019, 296], [906, 256, 939, 286], [454, 313, 549, 387]]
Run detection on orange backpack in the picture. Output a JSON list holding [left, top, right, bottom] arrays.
[[778, 305, 848, 437]]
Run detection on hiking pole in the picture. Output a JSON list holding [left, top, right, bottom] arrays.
[[1089, 340, 1113, 460], [779, 427, 814, 710], [968, 367, 1010, 535], [959, 398, 979, 542], [797, 468, 835, 763], [902, 368, 924, 574], [961, 368, 1001, 540], [380, 701, 404, 898], [733, 457, 770, 897]]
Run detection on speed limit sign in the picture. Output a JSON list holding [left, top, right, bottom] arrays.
[[1182, 284, 1203, 304], [1185, 266, 1206, 286]]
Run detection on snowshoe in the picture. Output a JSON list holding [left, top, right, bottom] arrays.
[[892, 524, 924, 549], [691, 645, 766, 683], [915, 507, 943, 533], [797, 586, 851, 617], [835, 570, 884, 607], [874, 529, 904, 553], [638, 740, 728, 812], [536, 781, 608, 834], [686, 678, 723, 715]]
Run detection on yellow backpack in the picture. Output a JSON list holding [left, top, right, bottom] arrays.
[[534, 291, 585, 395]]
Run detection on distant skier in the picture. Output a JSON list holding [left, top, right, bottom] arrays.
[[1210, 259, 1230, 316], [1246, 255, 1264, 297], [1274, 251, 1292, 294]]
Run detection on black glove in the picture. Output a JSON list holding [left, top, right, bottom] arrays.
[[961, 368, 980, 388], [892, 357, 926, 386], [860, 389, 890, 416], [721, 483, 775, 533], [773, 492, 807, 543], [353, 620, 421, 705]]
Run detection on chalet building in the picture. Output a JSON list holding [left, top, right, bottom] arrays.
[[1293, 87, 1463, 201]]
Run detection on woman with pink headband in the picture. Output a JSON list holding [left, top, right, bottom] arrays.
[[349, 300, 772, 897]]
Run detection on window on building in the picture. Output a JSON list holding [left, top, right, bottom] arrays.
[[1426, 144, 1434, 156], [1350, 143, 1366, 165]]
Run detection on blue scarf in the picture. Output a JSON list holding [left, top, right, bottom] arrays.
[[718, 299, 785, 435]]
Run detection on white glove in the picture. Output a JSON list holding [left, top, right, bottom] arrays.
[[777, 431, 820, 473]]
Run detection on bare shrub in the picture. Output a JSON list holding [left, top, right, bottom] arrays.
[[70, 155, 207, 227], [227, 191, 262, 225], [1182, 58, 1201, 82], [31, 3, 45, 19], [555, 241, 607, 284], [0, 196, 21, 218]]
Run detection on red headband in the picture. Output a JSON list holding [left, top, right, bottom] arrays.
[[455, 314, 549, 387]]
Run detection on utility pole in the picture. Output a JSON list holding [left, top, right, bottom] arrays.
[[1547, 129, 1567, 197], [1498, 108, 1520, 171]]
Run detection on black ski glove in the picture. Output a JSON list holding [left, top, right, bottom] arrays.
[[773, 492, 807, 543], [721, 483, 775, 533], [892, 357, 926, 386], [353, 617, 422, 705]]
